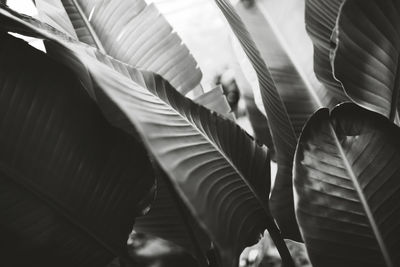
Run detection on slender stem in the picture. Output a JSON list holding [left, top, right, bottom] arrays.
[[266, 217, 295, 267]]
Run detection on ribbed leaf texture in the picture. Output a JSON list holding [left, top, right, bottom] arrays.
[[294, 103, 400, 267], [214, 0, 301, 240], [0, 33, 154, 267], [0, 6, 288, 266], [36, 0, 202, 94], [235, 1, 319, 137], [305, 0, 348, 105], [134, 85, 231, 265], [332, 0, 400, 120]]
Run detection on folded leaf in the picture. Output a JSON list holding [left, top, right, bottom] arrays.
[[0, 6, 288, 266], [294, 103, 400, 267], [305, 0, 348, 105], [332, 0, 400, 120], [36, 0, 202, 93], [214, 0, 300, 241], [0, 33, 154, 267]]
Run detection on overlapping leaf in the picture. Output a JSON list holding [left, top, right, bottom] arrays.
[[235, 0, 319, 137], [0, 33, 154, 267], [305, 0, 348, 105], [36, 0, 202, 93], [214, 0, 300, 241], [332, 0, 400, 120], [0, 6, 283, 266], [294, 103, 400, 267]]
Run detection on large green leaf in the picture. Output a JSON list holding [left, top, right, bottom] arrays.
[[294, 103, 400, 267], [214, 0, 300, 241], [0, 6, 292, 266], [0, 33, 154, 267], [35, 0, 202, 94], [332, 0, 400, 120], [305, 0, 348, 104]]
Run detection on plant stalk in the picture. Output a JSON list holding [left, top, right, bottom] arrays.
[[266, 217, 295, 267]]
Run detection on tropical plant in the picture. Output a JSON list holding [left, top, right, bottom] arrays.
[[1, 0, 400, 266]]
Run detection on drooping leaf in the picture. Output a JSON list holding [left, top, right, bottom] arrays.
[[134, 88, 232, 264], [35, 0, 202, 93], [0, 33, 154, 267], [332, 0, 400, 121], [305, 0, 348, 104], [134, 86, 232, 264], [0, 7, 292, 266], [294, 103, 400, 267], [214, 0, 300, 241]]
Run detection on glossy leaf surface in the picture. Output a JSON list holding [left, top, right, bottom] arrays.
[[295, 103, 400, 267]]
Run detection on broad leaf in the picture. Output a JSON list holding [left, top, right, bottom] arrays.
[[134, 86, 232, 265], [0, 6, 288, 266], [294, 103, 400, 267], [0, 33, 154, 267], [214, 0, 300, 241], [36, 0, 202, 94], [332, 0, 400, 120], [305, 0, 348, 104]]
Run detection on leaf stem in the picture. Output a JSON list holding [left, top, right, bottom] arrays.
[[266, 217, 295, 267]]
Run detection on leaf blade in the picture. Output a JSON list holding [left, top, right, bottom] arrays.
[[294, 103, 400, 267]]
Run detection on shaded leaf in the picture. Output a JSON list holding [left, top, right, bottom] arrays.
[[36, 0, 202, 93], [305, 0, 348, 105], [0, 33, 154, 267], [134, 164, 210, 266], [0, 7, 286, 266], [332, 0, 400, 120], [294, 103, 400, 267], [214, 0, 300, 241]]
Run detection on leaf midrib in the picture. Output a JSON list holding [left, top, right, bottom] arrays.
[[329, 123, 393, 267], [69, 0, 106, 53]]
